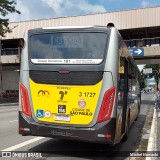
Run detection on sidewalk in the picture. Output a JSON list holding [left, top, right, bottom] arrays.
[[0, 98, 19, 107], [0, 102, 18, 106], [156, 110, 160, 156], [0, 98, 18, 106]]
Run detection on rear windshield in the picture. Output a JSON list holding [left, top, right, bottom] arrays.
[[30, 32, 108, 64]]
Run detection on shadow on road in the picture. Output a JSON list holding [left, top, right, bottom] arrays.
[[26, 96, 153, 159], [28, 115, 147, 159], [141, 99, 154, 105]]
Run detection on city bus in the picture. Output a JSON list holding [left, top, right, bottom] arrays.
[[19, 24, 141, 145]]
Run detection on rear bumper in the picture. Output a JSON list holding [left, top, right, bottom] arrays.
[[19, 111, 116, 144]]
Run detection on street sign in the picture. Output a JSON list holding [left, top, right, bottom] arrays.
[[143, 68, 152, 74], [129, 48, 144, 56]]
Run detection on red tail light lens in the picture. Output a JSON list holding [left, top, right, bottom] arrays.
[[20, 83, 32, 117], [97, 87, 116, 123]]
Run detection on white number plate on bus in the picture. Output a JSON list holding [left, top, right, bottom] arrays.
[[54, 114, 70, 122]]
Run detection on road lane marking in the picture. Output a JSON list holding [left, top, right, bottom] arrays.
[[1, 137, 45, 151], [9, 120, 18, 123]]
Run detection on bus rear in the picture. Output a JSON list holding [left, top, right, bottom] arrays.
[[19, 26, 117, 144]]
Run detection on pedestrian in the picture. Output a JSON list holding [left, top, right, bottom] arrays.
[[155, 90, 160, 110]]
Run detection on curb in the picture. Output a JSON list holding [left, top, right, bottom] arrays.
[[146, 108, 157, 160], [0, 102, 19, 106], [138, 106, 154, 151]]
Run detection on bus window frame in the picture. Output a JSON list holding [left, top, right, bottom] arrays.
[[28, 30, 110, 66]]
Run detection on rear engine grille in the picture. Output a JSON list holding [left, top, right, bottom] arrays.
[[29, 71, 103, 85]]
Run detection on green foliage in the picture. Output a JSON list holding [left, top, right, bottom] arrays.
[[0, 0, 20, 37], [143, 64, 160, 78], [140, 70, 147, 88], [142, 63, 160, 89]]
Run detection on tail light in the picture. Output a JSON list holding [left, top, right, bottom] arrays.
[[20, 83, 32, 117], [97, 87, 116, 123]]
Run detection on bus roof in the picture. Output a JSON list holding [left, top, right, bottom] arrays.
[[37, 25, 113, 31], [42, 26, 95, 30]]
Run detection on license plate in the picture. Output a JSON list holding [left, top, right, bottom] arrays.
[[54, 114, 71, 122]]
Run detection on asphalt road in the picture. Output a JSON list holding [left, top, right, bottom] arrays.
[[0, 93, 155, 160]]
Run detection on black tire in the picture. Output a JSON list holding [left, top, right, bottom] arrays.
[[122, 114, 130, 142], [135, 106, 140, 121], [122, 127, 128, 142]]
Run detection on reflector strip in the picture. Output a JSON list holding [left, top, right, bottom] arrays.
[[20, 83, 32, 117], [20, 128, 30, 131], [97, 87, 116, 123], [97, 134, 112, 138]]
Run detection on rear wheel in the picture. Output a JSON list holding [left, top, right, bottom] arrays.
[[135, 107, 140, 121], [122, 113, 130, 142]]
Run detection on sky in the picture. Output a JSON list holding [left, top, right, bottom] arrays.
[[5, 0, 160, 22], [138, 64, 145, 71]]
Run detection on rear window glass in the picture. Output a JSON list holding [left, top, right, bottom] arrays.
[[30, 32, 108, 64]]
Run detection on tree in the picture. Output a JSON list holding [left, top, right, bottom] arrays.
[[142, 64, 160, 90], [140, 70, 147, 89], [0, 0, 20, 37]]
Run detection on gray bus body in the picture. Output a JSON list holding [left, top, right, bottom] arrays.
[[19, 26, 141, 145]]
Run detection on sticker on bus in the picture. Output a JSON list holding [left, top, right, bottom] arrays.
[[44, 111, 51, 118], [31, 59, 103, 64], [36, 110, 44, 118]]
